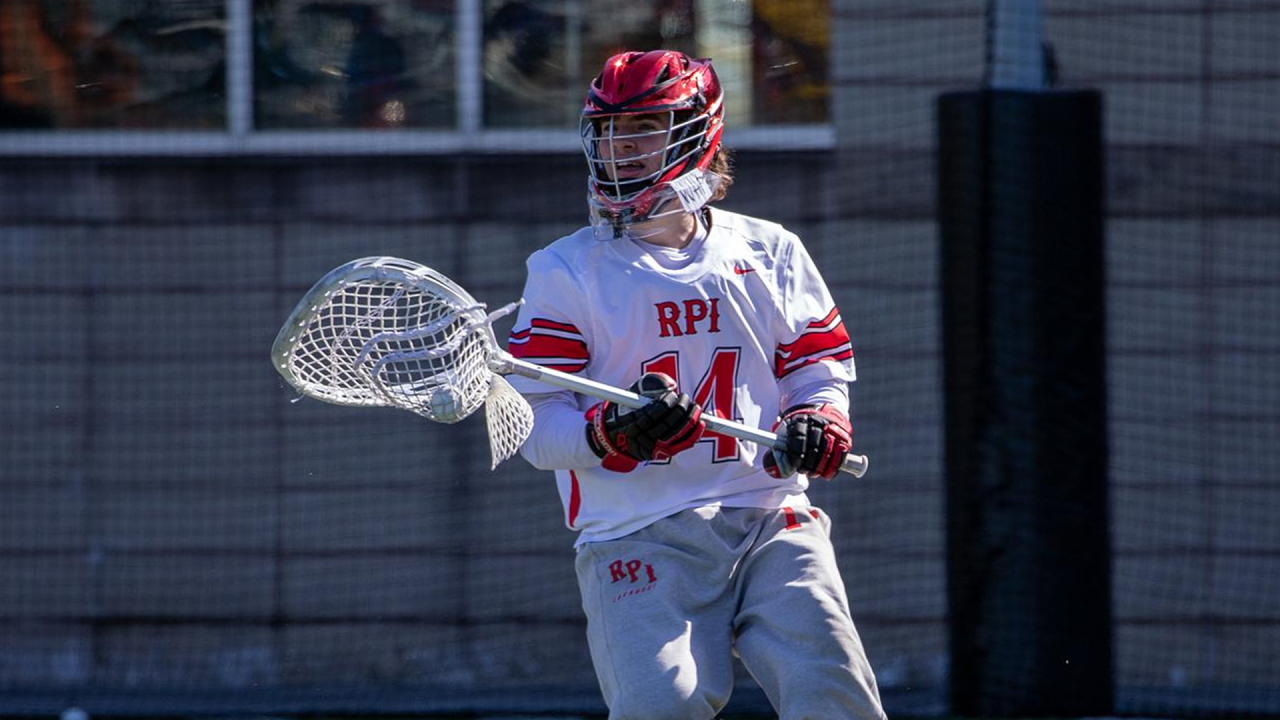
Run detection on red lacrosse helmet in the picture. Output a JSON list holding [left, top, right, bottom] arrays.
[[580, 50, 725, 238]]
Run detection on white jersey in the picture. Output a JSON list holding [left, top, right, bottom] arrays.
[[507, 208, 856, 545]]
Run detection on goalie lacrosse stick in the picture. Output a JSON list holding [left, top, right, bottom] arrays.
[[272, 257, 869, 477]]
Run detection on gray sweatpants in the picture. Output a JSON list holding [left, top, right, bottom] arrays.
[[575, 505, 887, 720]]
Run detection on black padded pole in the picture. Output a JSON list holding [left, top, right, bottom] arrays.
[[938, 89, 1113, 717]]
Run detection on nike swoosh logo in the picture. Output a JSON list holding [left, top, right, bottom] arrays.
[[733, 264, 756, 275]]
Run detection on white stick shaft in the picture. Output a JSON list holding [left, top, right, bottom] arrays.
[[496, 354, 868, 478]]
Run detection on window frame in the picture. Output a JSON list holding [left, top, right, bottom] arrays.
[[0, 0, 833, 156]]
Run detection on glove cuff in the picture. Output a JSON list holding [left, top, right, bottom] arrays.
[[584, 403, 639, 473], [781, 403, 851, 429]]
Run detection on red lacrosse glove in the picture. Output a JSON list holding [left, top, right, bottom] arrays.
[[584, 372, 705, 473], [763, 404, 853, 481]]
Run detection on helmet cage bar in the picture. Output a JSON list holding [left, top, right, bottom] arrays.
[[593, 113, 673, 202], [580, 110, 712, 203], [586, 168, 722, 241]]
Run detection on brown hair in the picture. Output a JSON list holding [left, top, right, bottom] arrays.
[[708, 146, 733, 202]]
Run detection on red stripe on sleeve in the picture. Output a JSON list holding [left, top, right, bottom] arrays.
[[776, 320, 850, 360], [807, 307, 841, 329], [775, 347, 854, 379], [509, 334, 589, 360], [509, 317, 590, 373], [774, 307, 851, 378], [532, 318, 582, 333]]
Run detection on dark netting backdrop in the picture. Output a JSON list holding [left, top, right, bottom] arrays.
[[0, 0, 1276, 717], [1044, 2, 1280, 715]]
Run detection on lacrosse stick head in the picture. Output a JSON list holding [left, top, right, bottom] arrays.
[[272, 257, 533, 468]]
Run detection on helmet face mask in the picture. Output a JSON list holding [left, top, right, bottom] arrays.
[[587, 167, 722, 241], [582, 111, 711, 203], [580, 50, 724, 238]]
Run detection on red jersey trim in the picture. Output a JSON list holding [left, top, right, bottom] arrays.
[[774, 308, 853, 378], [567, 470, 582, 529], [510, 317, 589, 373]]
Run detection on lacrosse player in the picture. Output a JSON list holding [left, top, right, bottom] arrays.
[[507, 50, 886, 720]]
